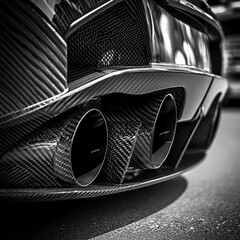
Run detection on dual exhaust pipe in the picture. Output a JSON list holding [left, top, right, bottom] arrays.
[[0, 94, 177, 187]]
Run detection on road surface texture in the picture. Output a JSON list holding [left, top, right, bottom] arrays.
[[1, 105, 240, 240]]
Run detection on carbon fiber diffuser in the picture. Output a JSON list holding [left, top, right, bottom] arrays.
[[0, 107, 108, 188]]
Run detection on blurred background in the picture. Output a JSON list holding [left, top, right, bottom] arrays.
[[209, 0, 240, 102]]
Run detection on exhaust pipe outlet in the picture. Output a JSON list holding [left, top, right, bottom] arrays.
[[0, 108, 108, 188], [131, 94, 177, 169], [54, 108, 108, 187], [98, 93, 177, 184]]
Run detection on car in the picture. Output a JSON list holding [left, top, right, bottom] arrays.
[[209, 0, 240, 98], [0, 0, 228, 201]]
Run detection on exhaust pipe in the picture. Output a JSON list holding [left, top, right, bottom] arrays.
[[99, 93, 177, 183], [131, 94, 177, 169], [54, 108, 108, 187], [0, 94, 177, 187], [0, 108, 108, 188]]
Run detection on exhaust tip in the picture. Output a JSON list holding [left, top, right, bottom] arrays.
[[71, 109, 108, 187], [151, 94, 177, 168]]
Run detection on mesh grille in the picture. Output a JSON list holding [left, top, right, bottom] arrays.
[[53, 0, 109, 35], [67, 2, 149, 71]]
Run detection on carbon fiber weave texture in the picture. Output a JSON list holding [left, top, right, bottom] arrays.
[[0, 83, 184, 157], [123, 95, 174, 169], [98, 121, 141, 184], [0, 153, 204, 202], [0, 0, 67, 120], [0, 93, 177, 187], [99, 93, 175, 184], [188, 97, 220, 150], [67, 1, 149, 72], [0, 107, 97, 188], [163, 118, 200, 168]]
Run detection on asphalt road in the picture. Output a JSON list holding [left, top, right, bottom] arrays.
[[1, 105, 240, 240]]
